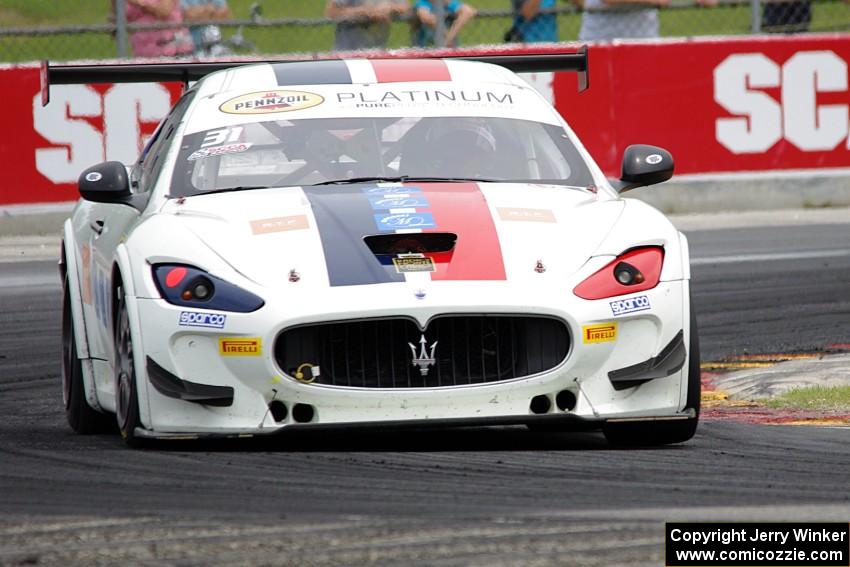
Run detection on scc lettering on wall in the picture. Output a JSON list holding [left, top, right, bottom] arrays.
[[0, 64, 181, 205], [714, 51, 850, 153], [34, 83, 175, 184], [553, 33, 850, 175], [2, 35, 850, 206]]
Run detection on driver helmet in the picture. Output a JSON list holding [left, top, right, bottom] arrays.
[[424, 118, 498, 175]]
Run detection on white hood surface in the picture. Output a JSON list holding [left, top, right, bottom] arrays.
[[158, 183, 624, 290]]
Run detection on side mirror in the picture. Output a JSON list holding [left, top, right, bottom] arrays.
[[613, 144, 674, 193], [78, 162, 131, 203]]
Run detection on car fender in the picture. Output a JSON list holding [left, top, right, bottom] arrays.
[[115, 243, 153, 430], [591, 199, 688, 282], [677, 231, 691, 281], [62, 219, 104, 412], [679, 278, 694, 412]]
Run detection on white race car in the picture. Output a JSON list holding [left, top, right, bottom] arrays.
[[54, 49, 699, 447]]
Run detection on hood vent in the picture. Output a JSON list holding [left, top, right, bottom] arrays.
[[364, 232, 457, 256]]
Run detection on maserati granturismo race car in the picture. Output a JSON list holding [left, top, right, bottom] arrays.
[[51, 48, 699, 447]]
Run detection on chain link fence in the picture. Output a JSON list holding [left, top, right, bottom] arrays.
[[1, 0, 849, 62]]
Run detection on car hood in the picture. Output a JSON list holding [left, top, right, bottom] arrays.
[[158, 183, 624, 289]]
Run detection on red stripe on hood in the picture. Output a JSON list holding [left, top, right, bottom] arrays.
[[415, 183, 506, 281], [371, 59, 451, 83]]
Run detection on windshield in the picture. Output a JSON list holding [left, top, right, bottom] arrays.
[[170, 116, 594, 196]]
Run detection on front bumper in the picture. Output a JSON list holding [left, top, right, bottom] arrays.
[[132, 279, 690, 435]]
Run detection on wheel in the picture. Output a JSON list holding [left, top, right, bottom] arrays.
[[62, 274, 112, 434], [114, 284, 144, 447], [603, 295, 701, 447]]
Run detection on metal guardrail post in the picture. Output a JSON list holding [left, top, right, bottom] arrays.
[[115, 0, 128, 58], [433, 1, 446, 48], [750, 0, 761, 33]]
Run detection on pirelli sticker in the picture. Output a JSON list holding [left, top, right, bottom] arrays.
[[219, 337, 262, 356], [392, 254, 436, 273], [219, 90, 324, 114], [582, 323, 617, 344]]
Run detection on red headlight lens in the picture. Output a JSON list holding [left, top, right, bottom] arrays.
[[573, 247, 664, 300], [165, 266, 187, 288]]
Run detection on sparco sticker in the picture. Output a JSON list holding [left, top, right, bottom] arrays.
[[188, 142, 252, 161], [179, 311, 227, 329], [219, 90, 324, 114], [609, 295, 651, 316]]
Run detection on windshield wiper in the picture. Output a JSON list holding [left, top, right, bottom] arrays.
[[311, 175, 410, 185], [310, 176, 498, 186], [185, 186, 270, 197]]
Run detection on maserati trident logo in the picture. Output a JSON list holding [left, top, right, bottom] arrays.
[[408, 334, 438, 377]]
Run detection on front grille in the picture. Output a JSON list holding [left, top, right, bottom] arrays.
[[274, 316, 570, 388]]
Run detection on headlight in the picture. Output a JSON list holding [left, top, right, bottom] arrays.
[[573, 246, 664, 300], [152, 264, 264, 312]]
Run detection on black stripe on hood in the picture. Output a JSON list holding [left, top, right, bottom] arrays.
[[303, 186, 404, 287]]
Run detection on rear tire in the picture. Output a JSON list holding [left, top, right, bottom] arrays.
[[62, 275, 111, 434], [603, 296, 701, 447], [114, 284, 144, 447]]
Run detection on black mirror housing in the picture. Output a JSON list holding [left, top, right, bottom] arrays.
[[78, 161, 131, 203], [616, 144, 674, 193]]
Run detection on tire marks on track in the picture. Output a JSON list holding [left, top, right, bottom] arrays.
[[0, 516, 661, 567]]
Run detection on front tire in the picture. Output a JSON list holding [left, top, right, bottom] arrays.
[[62, 274, 112, 434], [114, 284, 143, 447], [603, 296, 701, 447]]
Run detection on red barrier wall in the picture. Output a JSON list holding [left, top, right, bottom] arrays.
[[555, 33, 850, 176], [0, 65, 182, 205], [2, 34, 850, 206]]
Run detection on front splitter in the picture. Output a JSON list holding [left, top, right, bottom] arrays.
[[131, 411, 694, 441]]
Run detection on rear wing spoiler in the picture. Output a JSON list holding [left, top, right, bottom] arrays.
[[40, 45, 588, 106]]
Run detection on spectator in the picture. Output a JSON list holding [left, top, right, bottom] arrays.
[[507, 0, 557, 43], [325, 0, 410, 50], [575, 0, 714, 41], [412, 1, 477, 47], [125, 0, 194, 57], [574, 0, 667, 40], [761, 0, 811, 32], [181, 0, 232, 53]]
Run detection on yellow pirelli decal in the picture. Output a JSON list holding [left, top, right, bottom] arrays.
[[219, 337, 262, 356], [582, 323, 618, 344]]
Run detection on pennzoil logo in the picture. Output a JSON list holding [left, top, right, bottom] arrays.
[[392, 255, 436, 273], [582, 323, 617, 344], [219, 90, 324, 114], [219, 337, 262, 356]]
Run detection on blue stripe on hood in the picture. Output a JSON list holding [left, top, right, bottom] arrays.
[[302, 186, 405, 287]]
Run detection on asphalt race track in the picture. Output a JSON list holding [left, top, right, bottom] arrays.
[[1, 221, 849, 566]]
